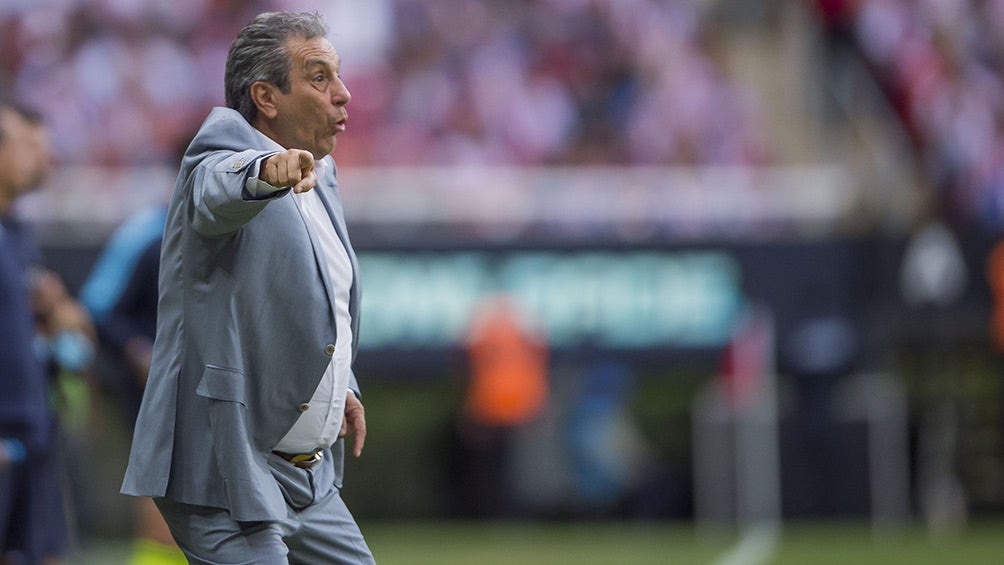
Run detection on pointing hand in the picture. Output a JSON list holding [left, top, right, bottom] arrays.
[[260, 149, 317, 194]]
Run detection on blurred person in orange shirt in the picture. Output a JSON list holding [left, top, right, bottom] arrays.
[[454, 294, 549, 517]]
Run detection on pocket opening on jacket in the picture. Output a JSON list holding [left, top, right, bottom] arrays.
[[195, 365, 248, 406]]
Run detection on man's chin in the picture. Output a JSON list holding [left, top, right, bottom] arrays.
[[315, 139, 337, 158], [310, 147, 334, 160]]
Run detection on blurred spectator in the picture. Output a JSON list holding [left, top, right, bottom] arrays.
[[76, 129, 194, 563], [0, 0, 767, 169], [451, 295, 550, 518], [81, 206, 164, 410], [829, 0, 1004, 233], [79, 204, 183, 565], [565, 359, 657, 517], [0, 101, 95, 565]]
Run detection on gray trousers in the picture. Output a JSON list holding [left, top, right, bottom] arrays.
[[155, 452, 375, 565]]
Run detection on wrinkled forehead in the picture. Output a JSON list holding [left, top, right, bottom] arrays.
[[287, 35, 340, 69]]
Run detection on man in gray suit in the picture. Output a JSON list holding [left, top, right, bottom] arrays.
[[121, 11, 375, 564]]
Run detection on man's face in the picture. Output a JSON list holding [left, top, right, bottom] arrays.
[[270, 36, 350, 159]]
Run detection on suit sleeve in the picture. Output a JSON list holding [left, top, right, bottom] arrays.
[[187, 149, 285, 238]]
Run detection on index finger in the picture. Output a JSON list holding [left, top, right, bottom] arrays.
[[352, 419, 366, 457], [293, 169, 317, 194], [297, 150, 316, 175]]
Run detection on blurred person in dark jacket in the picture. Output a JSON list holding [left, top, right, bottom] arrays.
[[0, 101, 95, 564]]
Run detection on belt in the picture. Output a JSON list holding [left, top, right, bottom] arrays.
[[272, 449, 323, 469]]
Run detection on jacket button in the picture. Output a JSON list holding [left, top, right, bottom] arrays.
[[324, 344, 335, 355], [299, 403, 310, 413]]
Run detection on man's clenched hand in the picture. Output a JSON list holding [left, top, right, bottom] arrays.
[[260, 149, 317, 193]]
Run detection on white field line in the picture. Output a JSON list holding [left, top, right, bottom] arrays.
[[712, 526, 780, 565]]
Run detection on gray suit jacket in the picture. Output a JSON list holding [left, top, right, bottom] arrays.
[[121, 107, 362, 522]]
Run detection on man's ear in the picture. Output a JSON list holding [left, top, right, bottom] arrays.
[[250, 81, 279, 120]]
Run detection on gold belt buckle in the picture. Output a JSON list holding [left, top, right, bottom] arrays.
[[290, 451, 323, 465]]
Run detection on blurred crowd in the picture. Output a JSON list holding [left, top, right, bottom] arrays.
[[822, 0, 1004, 232], [10, 0, 1004, 228], [0, 0, 768, 169]]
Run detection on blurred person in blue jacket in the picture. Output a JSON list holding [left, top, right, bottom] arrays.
[[566, 359, 657, 517], [81, 204, 183, 565], [81, 206, 165, 422], [0, 101, 95, 564]]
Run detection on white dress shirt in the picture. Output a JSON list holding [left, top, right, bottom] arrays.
[[248, 156, 354, 454]]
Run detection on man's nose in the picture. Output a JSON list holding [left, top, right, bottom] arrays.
[[332, 79, 351, 107]]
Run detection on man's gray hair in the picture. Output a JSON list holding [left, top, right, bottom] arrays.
[[225, 11, 328, 123]]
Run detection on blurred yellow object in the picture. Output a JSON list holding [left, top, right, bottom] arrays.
[[55, 370, 90, 433], [129, 539, 187, 565]]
